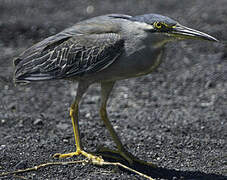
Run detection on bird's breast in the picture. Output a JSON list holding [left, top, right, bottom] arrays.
[[83, 45, 164, 83], [119, 45, 164, 77]]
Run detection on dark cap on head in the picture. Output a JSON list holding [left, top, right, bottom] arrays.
[[130, 14, 178, 26]]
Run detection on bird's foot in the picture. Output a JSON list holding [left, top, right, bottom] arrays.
[[94, 146, 157, 168], [53, 149, 104, 165], [53, 151, 80, 158]]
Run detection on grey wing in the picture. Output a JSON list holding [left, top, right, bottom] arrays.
[[14, 33, 124, 82]]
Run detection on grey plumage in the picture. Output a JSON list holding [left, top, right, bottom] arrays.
[[130, 14, 177, 26], [15, 33, 124, 81], [14, 14, 128, 82], [13, 13, 218, 167], [14, 13, 217, 84]]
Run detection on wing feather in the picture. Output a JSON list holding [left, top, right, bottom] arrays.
[[14, 14, 128, 83], [14, 33, 124, 82]]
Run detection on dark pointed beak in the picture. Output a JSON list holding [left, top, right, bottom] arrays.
[[171, 24, 218, 42]]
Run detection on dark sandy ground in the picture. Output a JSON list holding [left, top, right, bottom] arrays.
[[0, 0, 226, 179]]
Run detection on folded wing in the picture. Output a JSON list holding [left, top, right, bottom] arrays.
[[14, 26, 124, 83]]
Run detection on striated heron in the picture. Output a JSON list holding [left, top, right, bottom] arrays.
[[14, 14, 218, 166]]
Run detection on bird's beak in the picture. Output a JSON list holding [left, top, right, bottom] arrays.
[[171, 24, 218, 42]]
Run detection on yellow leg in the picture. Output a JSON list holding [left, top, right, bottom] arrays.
[[54, 103, 81, 158], [99, 107, 133, 163], [53, 82, 104, 165], [97, 82, 132, 163], [97, 82, 156, 167]]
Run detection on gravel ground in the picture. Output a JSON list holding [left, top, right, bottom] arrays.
[[0, 0, 226, 179]]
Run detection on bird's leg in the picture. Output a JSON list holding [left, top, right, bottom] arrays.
[[54, 82, 104, 165], [96, 82, 134, 164], [96, 82, 156, 167], [99, 105, 133, 164], [54, 102, 81, 158]]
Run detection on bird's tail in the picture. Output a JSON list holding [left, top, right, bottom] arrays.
[[13, 54, 57, 85]]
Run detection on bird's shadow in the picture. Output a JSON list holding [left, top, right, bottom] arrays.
[[96, 150, 226, 180], [130, 162, 226, 180]]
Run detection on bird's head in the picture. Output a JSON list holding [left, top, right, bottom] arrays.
[[128, 13, 218, 43]]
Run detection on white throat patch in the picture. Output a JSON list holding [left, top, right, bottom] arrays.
[[134, 22, 154, 30]]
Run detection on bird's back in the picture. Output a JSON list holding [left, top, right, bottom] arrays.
[[14, 14, 166, 84], [14, 14, 128, 83]]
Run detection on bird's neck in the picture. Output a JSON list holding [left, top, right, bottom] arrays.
[[146, 33, 174, 49]]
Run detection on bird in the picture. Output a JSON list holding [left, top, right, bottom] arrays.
[[14, 13, 218, 166]]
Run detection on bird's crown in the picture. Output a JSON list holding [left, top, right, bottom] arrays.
[[130, 14, 177, 31]]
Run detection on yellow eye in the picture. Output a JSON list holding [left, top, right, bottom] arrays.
[[154, 22, 162, 29]]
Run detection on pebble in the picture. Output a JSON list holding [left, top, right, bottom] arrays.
[[57, 123, 69, 130], [14, 160, 28, 170], [63, 139, 69, 143], [85, 112, 91, 118], [86, 5, 94, 14], [0, 145, 6, 150], [33, 118, 43, 125], [1, 119, 6, 124]]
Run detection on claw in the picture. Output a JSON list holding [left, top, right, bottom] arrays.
[[53, 152, 79, 158], [53, 150, 104, 165], [94, 146, 157, 168]]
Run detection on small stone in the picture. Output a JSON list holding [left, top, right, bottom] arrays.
[[57, 123, 69, 130], [205, 81, 215, 88], [0, 145, 6, 150], [8, 102, 16, 110], [63, 139, 69, 143], [33, 118, 43, 125], [18, 120, 24, 127], [85, 112, 91, 118], [1, 119, 6, 124], [123, 93, 128, 98], [86, 5, 94, 14], [200, 101, 213, 107], [15, 160, 28, 170]]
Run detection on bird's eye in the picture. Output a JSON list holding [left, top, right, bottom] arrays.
[[154, 22, 162, 29]]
